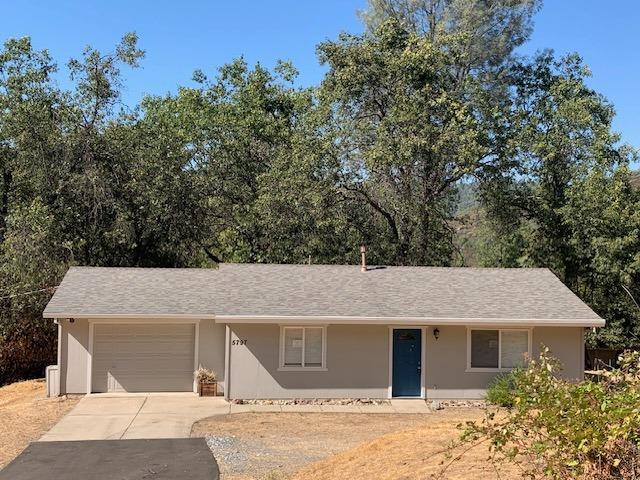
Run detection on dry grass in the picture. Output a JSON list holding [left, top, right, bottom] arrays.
[[0, 379, 80, 468], [194, 408, 518, 480], [291, 408, 517, 480]]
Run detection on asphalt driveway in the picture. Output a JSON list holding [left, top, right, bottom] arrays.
[[40, 394, 230, 441], [0, 438, 219, 480]]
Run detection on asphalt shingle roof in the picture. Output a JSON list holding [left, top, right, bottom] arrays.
[[42, 265, 603, 326]]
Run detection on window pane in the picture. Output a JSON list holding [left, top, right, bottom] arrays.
[[304, 328, 323, 367], [284, 328, 303, 366], [471, 330, 499, 368], [501, 330, 528, 368]]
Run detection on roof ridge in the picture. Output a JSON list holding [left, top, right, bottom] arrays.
[[69, 264, 552, 272]]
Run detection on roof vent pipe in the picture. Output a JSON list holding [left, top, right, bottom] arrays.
[[360, 245, 367, 272]]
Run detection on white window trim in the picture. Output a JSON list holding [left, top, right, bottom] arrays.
[[466, 327, 532, 372], [278, 325, 328, 372]]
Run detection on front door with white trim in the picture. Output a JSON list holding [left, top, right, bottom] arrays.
[[392, 328, 422, 397]]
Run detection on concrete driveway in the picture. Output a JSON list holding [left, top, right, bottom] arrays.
[[40, 394, 230, 441]]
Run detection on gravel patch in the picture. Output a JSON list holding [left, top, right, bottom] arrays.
[[206, 436, 250, 473], [205, 432, 317, 478], [231, 398, 390, 406], [195, 412, 448, 479], [437, 400, 487, 408]]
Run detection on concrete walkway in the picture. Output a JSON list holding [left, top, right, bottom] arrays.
[[229, 399, 431, 414], [40, 395, 430, 442]]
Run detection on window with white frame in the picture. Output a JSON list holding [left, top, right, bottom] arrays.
[[467, 329, 530, 371], [280, 326, 326, 370]]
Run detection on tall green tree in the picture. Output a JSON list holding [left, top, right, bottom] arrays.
[[478, 53, 629, 283], [0, 34, 150, 383], [0, 199, 67, 382], [360, 0, 541, 72], [142, 60, 308, 263], [562, 166, 640, 347], [477, 52, 638, 347], [318, 21, 500, 265]]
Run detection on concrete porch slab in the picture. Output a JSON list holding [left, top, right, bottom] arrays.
[[358, 404, 397, 413], [390, 399, 431, 413]]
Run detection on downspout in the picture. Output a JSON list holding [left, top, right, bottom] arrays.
[[56, 319, 62, 395]]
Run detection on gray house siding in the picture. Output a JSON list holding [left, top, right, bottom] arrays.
[[59, 318, 90, 394], [57, 318, 226, 394], [228, 324, 390, 399], [227, 324, 585, 400], [425, 326, 583, 399], [58, 318, 584, 398]]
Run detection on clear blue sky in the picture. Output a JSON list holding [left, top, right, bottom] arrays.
[[2, 1, 639, 151]]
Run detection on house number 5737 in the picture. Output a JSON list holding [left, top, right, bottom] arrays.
[[232, 339, 247, 346]]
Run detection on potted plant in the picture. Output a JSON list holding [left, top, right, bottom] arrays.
[[195, 367, 217, 397]]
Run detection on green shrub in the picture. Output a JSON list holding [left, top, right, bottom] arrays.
[[485, 369, 523, 407], [449, 348, 640, 479]]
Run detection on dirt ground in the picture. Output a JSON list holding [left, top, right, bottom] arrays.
[[0, 379, 80, 468], [192, 408, 516, 480]]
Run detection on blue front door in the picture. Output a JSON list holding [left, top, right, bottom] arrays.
[[392, 329, 422, 397]]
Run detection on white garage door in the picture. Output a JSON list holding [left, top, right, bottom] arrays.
[[92, 323, 195, 393]]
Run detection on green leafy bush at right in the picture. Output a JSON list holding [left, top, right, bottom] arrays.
[[453, 348, 640, 479], [485, 369, 524, 407]]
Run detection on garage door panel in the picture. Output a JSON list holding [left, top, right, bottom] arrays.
[[92, 323, 195, 393]]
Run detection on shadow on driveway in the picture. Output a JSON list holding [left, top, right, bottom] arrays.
[[0, 438, 219, 480]]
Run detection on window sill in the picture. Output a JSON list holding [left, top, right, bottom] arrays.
[[278, 367, 328, 372], [465, 367, 519, 373]]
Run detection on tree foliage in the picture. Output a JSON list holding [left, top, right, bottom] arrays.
[[477, 52, 639, 347], [360, 0, 541, 72], [0, 0, 639, 382], [318, 21, 499, 265]]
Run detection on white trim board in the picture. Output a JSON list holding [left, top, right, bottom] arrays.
[[224, 324, 231, 400], [216, 315, 604, 327], [44, 313, 604, 327]]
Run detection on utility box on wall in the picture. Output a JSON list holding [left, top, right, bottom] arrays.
[[46, 365, 60, 397]]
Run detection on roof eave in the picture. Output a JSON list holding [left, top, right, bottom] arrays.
[[42, 312, 216, 320], [42, 312, 605, 327], [214, 315, 605, 327]]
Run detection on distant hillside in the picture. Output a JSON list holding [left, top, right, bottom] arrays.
[[455, 182, 479, 215], [453, 182, 482, 266]]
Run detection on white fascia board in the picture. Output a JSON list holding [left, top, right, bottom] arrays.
[[42, 312, 216, 320], [214, 315, 605, 328], [42, 312, 604, 327]]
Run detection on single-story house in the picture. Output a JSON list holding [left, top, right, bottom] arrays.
[[43, 264, 604, 400]]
